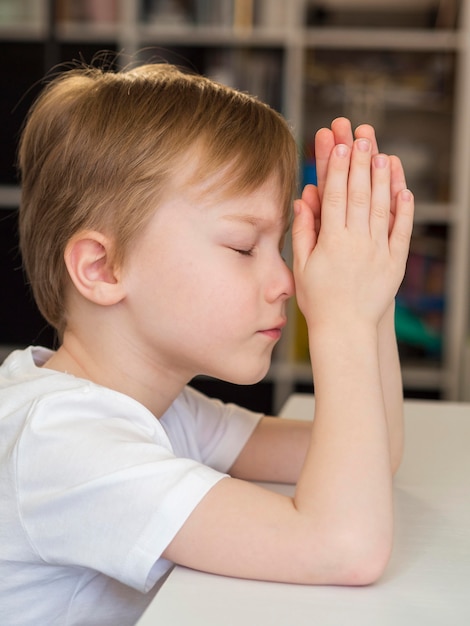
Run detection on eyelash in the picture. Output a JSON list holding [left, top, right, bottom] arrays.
[[233, 247, 255, 257]]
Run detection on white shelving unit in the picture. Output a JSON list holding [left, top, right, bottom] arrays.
[[1, 0, 470, 410]]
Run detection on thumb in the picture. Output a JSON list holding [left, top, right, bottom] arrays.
[[292, 193, 318, 274]]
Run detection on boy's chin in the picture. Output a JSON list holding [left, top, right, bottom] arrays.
[[220, 364, 271, 387], [202, 353, 273, 387]]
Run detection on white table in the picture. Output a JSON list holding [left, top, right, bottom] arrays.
[[137, 395, 470, 625]]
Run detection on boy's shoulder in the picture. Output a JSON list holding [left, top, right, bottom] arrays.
[[0, 346, 162, 436], [0, 346, 104, 406]]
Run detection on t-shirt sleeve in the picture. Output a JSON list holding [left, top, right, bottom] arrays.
[[16, 387, 228, 594], [161, 385, 264, 473]]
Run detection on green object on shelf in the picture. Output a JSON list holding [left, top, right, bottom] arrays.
[[395, 303, 442, 355]]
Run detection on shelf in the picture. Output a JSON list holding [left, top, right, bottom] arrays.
[[55, 21, 121, 42], [137, 24, 291, 47], [0, 187, 21, 208], [54, 23, 295, 48], [53, 24, 462, 51], [0, 23, 48, 40], [303, 27, 460, 51], [401, 363, 444, 390]]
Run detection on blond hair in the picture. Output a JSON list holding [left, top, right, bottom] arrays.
[[18, 62, 298, 336]]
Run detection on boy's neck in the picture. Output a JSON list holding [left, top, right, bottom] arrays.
[[43, 334, 187, 419]]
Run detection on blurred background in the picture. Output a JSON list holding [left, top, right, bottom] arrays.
[[1, 0, 470, 412]]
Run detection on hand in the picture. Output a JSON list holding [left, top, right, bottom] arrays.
[[292, 132, 414, 330], [314, 117, 407, 235]]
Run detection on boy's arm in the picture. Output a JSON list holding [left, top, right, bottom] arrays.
[[163, 133, 414, 586], [314, 117, 406, 474], [378, 302, 404, 473], [228, 415, 311, 484]]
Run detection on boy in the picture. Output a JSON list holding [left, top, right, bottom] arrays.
[[0, 63, 414, 625]]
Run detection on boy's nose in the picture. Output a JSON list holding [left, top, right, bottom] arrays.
[[266, 258, 295, 303]]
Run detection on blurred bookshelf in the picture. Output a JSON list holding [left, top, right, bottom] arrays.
[[1, 0, 470, 411]]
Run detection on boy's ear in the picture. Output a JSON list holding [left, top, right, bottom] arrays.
[[64, 231, 125, 306]]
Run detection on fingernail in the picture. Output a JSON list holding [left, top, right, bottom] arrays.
[[373, 154, 388, 168], [400, 189, 413, 201], [335, 144, 348, 157], [356, 138, 370, 152]]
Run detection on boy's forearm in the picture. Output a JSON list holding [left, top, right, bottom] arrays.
[[379, 301, 405, 473], [296, 322, 394, 574]]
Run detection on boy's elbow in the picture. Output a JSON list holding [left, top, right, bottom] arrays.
[[333, 531, 393, 586], [342, 546, 391, 586], [300, 528, 393, 587]]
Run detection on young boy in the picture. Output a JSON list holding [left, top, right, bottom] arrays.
[[0, 63, 414, 625]]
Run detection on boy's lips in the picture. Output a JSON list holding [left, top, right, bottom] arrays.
[[257, 318, 287, 339]]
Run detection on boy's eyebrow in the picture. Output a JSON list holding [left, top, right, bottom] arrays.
[[222, 213, 289, 235], [221, 214, 262, 227]]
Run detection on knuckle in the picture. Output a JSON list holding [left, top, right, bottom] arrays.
[[324, 190, 344, 208], [349, 190, 370, 207], [394, 228, 412, 245], [371, 203, 389, 220]]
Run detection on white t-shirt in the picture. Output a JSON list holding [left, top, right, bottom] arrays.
[[0, 347, 262, 626]]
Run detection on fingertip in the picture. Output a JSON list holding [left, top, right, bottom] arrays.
[[301, 183, 318, 204], [302, 183, 317, 193], [354, 123, 378, 153], [400, 188, 414, 202], [332, 116, 350, 127], [355, 122, 374, 135], [315, 127, 333, 142]]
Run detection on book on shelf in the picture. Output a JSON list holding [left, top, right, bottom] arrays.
[[144, 0, 286, 29], [305, 0, 459, 29], [0, 0, 44, 25], [396, 226, 446, 358], [56, 0, 118, 23]]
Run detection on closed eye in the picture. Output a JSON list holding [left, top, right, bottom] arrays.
[[232, 247, 254, 257]]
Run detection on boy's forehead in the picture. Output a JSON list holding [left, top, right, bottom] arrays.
[[169, 148, 290, 227]]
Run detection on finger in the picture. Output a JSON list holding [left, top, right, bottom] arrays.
[[292, 189, 320, 272], [389, 188, 414, 264], [320, 143, 351, 234], [301, 184, 320, 214], [301, 184, 321, 237], [315, 118, 354, 200], [331, 117, 354, 146], [354, 123, 379, 155], [314, 127, 335, 200], [390, 155, 407, 201], [370, 154, 391, 243], [345, 138, 372, 232], [388, 156, 407, 233]]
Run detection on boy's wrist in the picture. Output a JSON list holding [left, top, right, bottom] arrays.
[[378, 300, 396, 331], [308, 320, 379, 357], [305, 312, 381, 338]]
